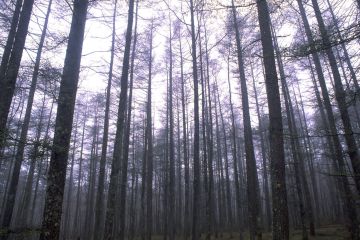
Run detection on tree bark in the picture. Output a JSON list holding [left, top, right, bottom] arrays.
[[311, 0, 360, 197], [0, 0, 34, 147], [1, 0, 52, 232], [296, 1, 360, 238], [39, 1, 88, 239], [189, 0, 201, 239], [103, 0, 135, 238], [255, 0, 289, 239], [93, 1, 118, 239], [168, 18, 176, 240], [231, 2, 262, 238]]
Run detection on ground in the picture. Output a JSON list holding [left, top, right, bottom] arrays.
[[149, 225, 349, 240]]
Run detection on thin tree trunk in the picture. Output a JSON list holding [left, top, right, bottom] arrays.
[[73, 109, 87, 239], [30, 98, 54, 227], [62, 113, 79, 240], [250, 60, 272, 231], [168, 18, 176, 240], [93, 1, 118, 239], [189, 0, 201, 239], [103, 0, 135, 238], [179, 34, 190, 240], [231, 2, 262, 238], [145, 20, 154, 240], [0, 0, 34, 147], [215, 79, 233, 237], [296, 1, 360, 238], [203, 23, 215, 240], [117, 1, 139, 239], [311, 0, 360, 196], [226, 53, 244, 240], [1, 0, 52, 232]]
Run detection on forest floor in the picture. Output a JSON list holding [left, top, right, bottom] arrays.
[[3, 225, 349, 239], [150, 225, 349, 240], [214, 225, 349, 240]]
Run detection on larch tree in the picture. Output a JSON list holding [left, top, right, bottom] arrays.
[[0, 0, 34, 155], [255, 0, 289, 239], [40, 0, 89, 239], [103, 0, 135, 238], [231, 1, 262, 239]]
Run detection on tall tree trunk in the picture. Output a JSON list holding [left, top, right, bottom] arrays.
[[293, 83, 321, 222], [0, 0, 23, 156], [296, 1, 360, 238], [0, 0, 23, 81], [168, 18, 176, 240], [0, 0, 34, 147], [103, 0, 135, 238], [40, 1, 88, 239], [250, 60, 272, 231], [203, 23, 215, 240], [145, 20, 154, 240], [30, 98, 54, 227], [231, 2, 262, 238], [17, 91, 46, 227], [84, 108, 99, 240], [179, 33, 190, 240], [190, 0, 200, 240], [214, 78, 234, 236], [189, 0, 201, 239], [1, 0, 52, 232], [311, 0, 360, 196], [93, 1, 118, 239], [255, 0, 289, 239], [73, 109, 87, 239], [271, 22, 315, 237], [117, 1, 139, 239], [62, 112, 78, 240], [226, 52, 244, 240]]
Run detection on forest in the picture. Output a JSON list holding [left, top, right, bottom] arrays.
[[0, 0, 359, 239]]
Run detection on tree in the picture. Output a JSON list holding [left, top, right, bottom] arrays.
[[231, 1, 262, 238], [189, 0, 201, 239], [255, 0, 289, 239], [40, 1, 89, 239], [0, 0, 34, 154], [93, 1, 118, 239], [103, 0, 135, 238], [0, 0, 52, 232]]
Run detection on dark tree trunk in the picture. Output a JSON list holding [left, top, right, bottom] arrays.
[[103, 0, 135, 238], [168, 20, 176, 240], [231, 2, 262, 238], [0, 0, 23, 80], [117, 1, 138, 239], [39, 1, 88, 239], [179, 33, 190, 240], [189, 0, 201, 239], [73, 109, 87, 239], [311, 0, 360, 197], [93, 1, 118, 239], [214, 78, 233, 236], [296, 1, 360, 238], [1, 0, 52, 232], [145, 20, 154, 240], [0, 0, 34, 148], [255, 0, 289, 239]]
